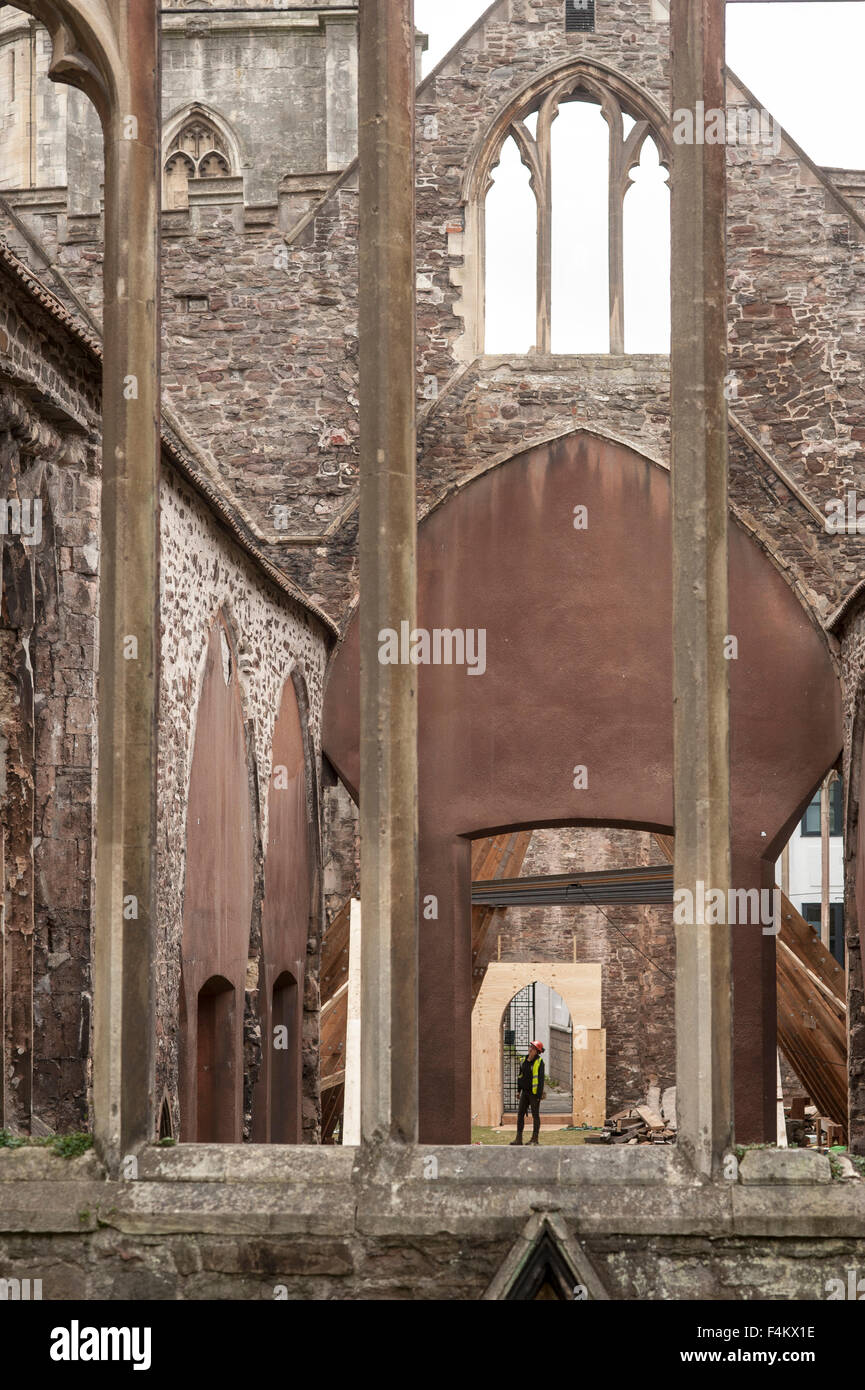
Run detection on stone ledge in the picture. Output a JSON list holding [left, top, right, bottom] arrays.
[[0, 1148, 103, 1183], [739, 1148, 832, 1185], [479, 353, 670, 375], [136, 1144, 356, 1183]]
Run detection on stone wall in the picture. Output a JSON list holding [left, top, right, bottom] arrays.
[[4, 0, 863, 630], [0, 1143, 863, 1301], [0, 247, 101, 1136], [0, 238, 334, 1143], [157, 461, 332, 1141], [0, 2, 361, 212]]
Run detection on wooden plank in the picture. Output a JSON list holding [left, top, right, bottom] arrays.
[[320, 986, 348, 1084], [779, 891, 845, 1008], [777, 946, 846, 1128], [471, 831, 533, 1003], [321, 1081, 345, 1143], [653, 833, 675, 864], [321, 898, 351, 1005]]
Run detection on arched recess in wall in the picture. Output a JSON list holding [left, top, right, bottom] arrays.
[[162, 102, 244, 209], [179, 612, 256, 1142], [462, 58, 671, 362], [251, 670, 317, 1143]]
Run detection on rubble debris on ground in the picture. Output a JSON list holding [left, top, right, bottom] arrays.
[[585, 1084, 677, 1145]]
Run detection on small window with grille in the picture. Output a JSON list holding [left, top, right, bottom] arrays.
[[566, 0, 595, 32]]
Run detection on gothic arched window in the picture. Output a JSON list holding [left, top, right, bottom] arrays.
[[163, 115, 232, 209], [471, 64, 671, 358]]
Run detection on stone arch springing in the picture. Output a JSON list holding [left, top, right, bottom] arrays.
[[459, 58, 671, 360]]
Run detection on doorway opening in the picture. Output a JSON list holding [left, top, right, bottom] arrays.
[[196, 976, 236, 1142], [502, 982, 573, 1120]]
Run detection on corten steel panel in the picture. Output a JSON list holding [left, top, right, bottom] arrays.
[[323, 432, 842, 1143], [252, 677, 310, 1143], [180, 617, 255, 1142]]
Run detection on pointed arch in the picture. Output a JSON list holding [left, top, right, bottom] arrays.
[[324, 428, 842, 1143], [458, 57, 671, 361], [250, 665, 321, 1143], [178, 610, 256, 1142], [162, 101, 244, 174]]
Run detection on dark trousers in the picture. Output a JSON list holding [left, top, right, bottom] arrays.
[[516, 1088, 541, 1140]]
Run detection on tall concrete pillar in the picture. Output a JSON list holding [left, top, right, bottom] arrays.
[[670, 0, 734, 1175], [357, 0, 419, 1144], [16, 0, 161, 1171]]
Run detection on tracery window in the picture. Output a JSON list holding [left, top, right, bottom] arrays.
[[163, 115, 232, 209], [482, 71, 670, 355]]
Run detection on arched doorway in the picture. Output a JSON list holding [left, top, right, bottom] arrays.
[[502, 982, 573, 1121], [196, 976, 236, 1142], [269, 971, 300, 1144]]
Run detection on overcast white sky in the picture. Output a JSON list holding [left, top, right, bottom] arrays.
[[414, 1, 865, 353]]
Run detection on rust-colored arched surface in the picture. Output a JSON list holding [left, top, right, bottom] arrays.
[[252, 676, 310, 1142], [179, 615, 255, 1142], [323, 431, 842, 1143]]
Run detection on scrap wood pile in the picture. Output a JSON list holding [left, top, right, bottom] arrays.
[[585, 1085, 677, 1145], [785, 1094, 845, 1150]]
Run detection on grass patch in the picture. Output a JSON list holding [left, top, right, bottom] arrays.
[[0, 1129, 93, 1159], [471, 1125, 601, 1146]]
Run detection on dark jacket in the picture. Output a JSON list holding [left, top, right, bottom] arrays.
[[518, 1055, 545, 1098]]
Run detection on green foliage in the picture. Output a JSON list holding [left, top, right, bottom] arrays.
[[0, 1129, 93, 1159]]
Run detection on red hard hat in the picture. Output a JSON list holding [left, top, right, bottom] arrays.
[[530, 1040, 545, 1053]]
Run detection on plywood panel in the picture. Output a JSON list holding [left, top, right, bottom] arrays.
[[572, 1028, 606, 1126], [471, 963, 603, 1128]]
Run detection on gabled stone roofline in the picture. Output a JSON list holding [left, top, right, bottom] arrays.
[[285, 3, 865, 248]]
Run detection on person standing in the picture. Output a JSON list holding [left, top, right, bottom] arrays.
[[510, 1040, 545, 1145]]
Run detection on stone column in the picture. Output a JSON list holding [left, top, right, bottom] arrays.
[[16, 0, 162, 1170], [670, 0, 734, 1175], [357, 0, 419, 1144]]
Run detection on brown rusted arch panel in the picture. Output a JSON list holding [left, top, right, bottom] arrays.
[[323, 431, 842, 1143], [251, 675, 310, 1143], [179, 615, 255, 1143]]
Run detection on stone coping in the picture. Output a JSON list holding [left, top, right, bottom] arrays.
[[0, 1144, 863, 1241], [478, 353, 670, 373]]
